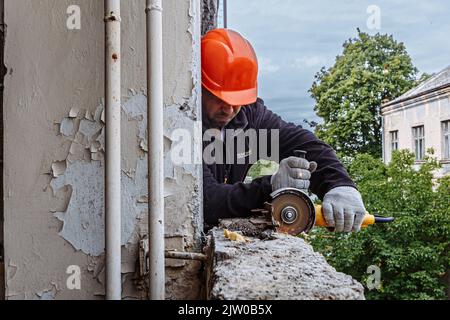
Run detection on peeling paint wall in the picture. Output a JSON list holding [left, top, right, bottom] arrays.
[[3, 0, 202, 300]]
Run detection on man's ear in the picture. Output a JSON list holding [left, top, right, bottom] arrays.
[[202, 86, 212, 98], [309, 161, 318, 173]]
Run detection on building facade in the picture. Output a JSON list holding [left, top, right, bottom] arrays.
[[382, 66, 450, 178]]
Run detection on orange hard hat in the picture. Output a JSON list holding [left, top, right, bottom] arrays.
[[201, 29, 258, 106]]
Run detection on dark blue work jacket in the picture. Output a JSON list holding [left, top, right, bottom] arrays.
[[203, 98, 356, 224]]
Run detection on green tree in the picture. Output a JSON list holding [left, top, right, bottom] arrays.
[[310, 150, 450, 300], [246, 160, 278, 181], [310, 29, 418, 158]]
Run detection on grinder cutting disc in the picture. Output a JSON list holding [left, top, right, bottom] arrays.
[[270, 188, 316, 235]]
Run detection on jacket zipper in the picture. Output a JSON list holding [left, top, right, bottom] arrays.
[[224, 165, 231, 184]]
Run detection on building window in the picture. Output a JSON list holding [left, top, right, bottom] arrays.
[[443, 120, 450, 160], [390, 131, 398, 153], [412, 126, 425, 161]]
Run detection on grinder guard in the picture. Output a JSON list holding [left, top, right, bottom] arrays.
[[267, 187, 316, 235]]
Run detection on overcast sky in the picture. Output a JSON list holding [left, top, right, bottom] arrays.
[[219, 0, 450, 127]]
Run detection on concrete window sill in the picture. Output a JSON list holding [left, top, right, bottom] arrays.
[[205, 219, 365, 300]]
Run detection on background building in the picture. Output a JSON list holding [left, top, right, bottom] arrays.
[[382, 66, 450, 178]]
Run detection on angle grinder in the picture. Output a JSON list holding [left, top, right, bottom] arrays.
[[256, 150, 394, 236]]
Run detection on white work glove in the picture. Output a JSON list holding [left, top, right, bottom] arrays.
[[322, 186, 366, 233], [270, 157, 317, 192]]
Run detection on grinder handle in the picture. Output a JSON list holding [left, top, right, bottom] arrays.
[[314, 205, 394, 229], [294, 150, 307, 159], [294, 150, 318, 174]]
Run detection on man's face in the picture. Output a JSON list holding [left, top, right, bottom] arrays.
[[202, 88, 242, 129]]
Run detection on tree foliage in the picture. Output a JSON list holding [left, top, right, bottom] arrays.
[[246, 160, 278, 181], [310, 30, 418, 158], [310, 150, 450, 299]]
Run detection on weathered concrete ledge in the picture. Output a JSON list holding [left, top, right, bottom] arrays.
[[205, 219, 365, 300]]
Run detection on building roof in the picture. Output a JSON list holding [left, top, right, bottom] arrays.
[[382, 65, 450, 108]]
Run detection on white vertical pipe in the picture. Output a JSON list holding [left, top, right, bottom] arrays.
[[146, 0, 165, 300], [104, 0, 122, 300]]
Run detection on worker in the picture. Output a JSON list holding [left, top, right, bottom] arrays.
[[201, 28, 366, 233]]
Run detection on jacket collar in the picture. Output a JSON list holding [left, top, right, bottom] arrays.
[[225, 107, 249, 131], [202, 106, 250, 134]]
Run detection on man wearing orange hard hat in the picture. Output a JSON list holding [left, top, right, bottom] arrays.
[[202, 29, 366, 233]]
